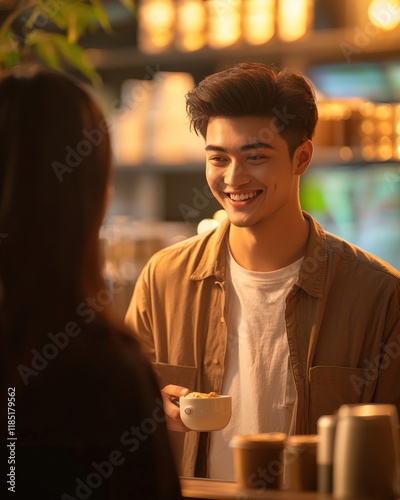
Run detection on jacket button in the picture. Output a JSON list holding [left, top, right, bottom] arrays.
[[212, 358, 219, 365], [220, 316, 225, 323]]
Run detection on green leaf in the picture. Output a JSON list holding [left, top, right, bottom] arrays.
[[53, 34, 102, 85], [61, 3, 103, 43], [67, 11, 79, 44], [33, 41, 62, 70], [0, 31, 21, 68], [26, 6, 46, 31], [27, 3, 102, 43], [0, 30, 20, 53], [0, 0, 135, 78], [26, 31, 62, 69], [3, 50, 20, 68], [26, 31, 101, 85], [26, 30, 55, 45], [40, 3, 69, 31], [90, 0, 113, 33]]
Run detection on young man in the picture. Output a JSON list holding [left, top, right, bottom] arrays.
[[125, 62, 400, 480]]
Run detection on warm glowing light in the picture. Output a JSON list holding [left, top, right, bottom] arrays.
[[207, 0, 241, 48], [278, 0, 313, 41], [138, 0, 175, 53], [243, 0, 275, 45], [378, 121, 393, 135], [378, 145, 393, 160], [361, 138, 376, 160], [378, 136, 393, 159], [361, 119, 375, 135], [148, 72, 204, 164], [213, 210, 228, 224], [380, 136, 393, 146], [396, 106, 400, 133], [360, 102, 375, 117], [368, 0, 400, 31], [176, 0, 207, 51], [318, 102, 352, 120], [113, 79, 154, 166], [375, 104, 393, 120], [197, 218, 220, 235], [340, 147, 354, 162]]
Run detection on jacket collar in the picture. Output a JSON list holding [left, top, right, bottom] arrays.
[[297, 212, 328, 298], [190, 212, 328, 298], [190, 218, 230, 282]]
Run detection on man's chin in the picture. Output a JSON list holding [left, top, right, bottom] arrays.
[[228, 217, 256, 229]]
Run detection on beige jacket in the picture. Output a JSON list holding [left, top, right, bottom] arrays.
[[125, 212, 400, 477]]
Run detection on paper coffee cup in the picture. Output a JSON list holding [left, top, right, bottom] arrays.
[[282, 434, 319, 492], [230, 433, 286, 490]]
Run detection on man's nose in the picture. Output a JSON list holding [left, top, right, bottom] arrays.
[[223, 160, 249, 188]]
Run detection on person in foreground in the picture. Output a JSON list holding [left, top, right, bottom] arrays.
[[125, 62, 400, 480], [0, 66, 182, 499]]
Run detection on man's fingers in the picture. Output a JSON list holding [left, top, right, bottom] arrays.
[[163, 385, 190, 398], [161, 385, 191, 432]]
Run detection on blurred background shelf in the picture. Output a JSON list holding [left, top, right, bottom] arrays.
[[71, 0, 400, 316], [2, 0, 398, 315]]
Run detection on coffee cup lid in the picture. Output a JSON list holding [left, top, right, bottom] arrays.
[[230, 433, 287, 449], [285, 434, 319, 449]]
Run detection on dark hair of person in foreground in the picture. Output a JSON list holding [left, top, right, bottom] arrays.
[[0, 66, 182, 499]]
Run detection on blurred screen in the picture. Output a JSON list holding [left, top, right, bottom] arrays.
[[309, 62, 400, 102], [300, 163, 400, 270]]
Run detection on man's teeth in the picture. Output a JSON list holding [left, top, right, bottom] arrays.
[[229, 191, 258, 201]]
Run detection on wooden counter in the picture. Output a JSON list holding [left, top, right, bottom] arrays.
[[180, 477, 332, 500]]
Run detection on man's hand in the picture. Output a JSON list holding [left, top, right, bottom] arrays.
[[161, 385, 191, 432]]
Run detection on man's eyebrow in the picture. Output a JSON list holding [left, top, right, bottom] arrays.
[[205, 142, 275, 152], [241, 142, 275, 151], [205, 145, 226, 152]]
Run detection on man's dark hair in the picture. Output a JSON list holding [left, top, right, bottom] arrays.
[[186, 62, 318, 156]]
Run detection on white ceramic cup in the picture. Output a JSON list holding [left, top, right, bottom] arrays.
[[333, 413, 397, 499], [179, 395, 232, 431]]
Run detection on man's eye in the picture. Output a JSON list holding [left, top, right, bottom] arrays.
[[209, 156, 227, 163], [248, 155, 268, 162]]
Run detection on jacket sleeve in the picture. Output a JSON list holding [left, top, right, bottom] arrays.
[[372, 291, 400, 414], [125, 262, 157, 363]]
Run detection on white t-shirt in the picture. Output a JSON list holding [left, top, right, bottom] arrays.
[[208, 246, 303, 480]]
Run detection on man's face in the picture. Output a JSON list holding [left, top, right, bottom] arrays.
[[205, 115, 311, 229]]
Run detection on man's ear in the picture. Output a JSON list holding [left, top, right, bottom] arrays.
[[295, 140, 313, 175]]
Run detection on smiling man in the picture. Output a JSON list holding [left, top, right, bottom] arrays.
[[125, 62, 400, 480], [204, 115, 312, 271]]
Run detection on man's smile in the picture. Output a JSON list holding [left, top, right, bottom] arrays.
[[225, 190, 263, 202]]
